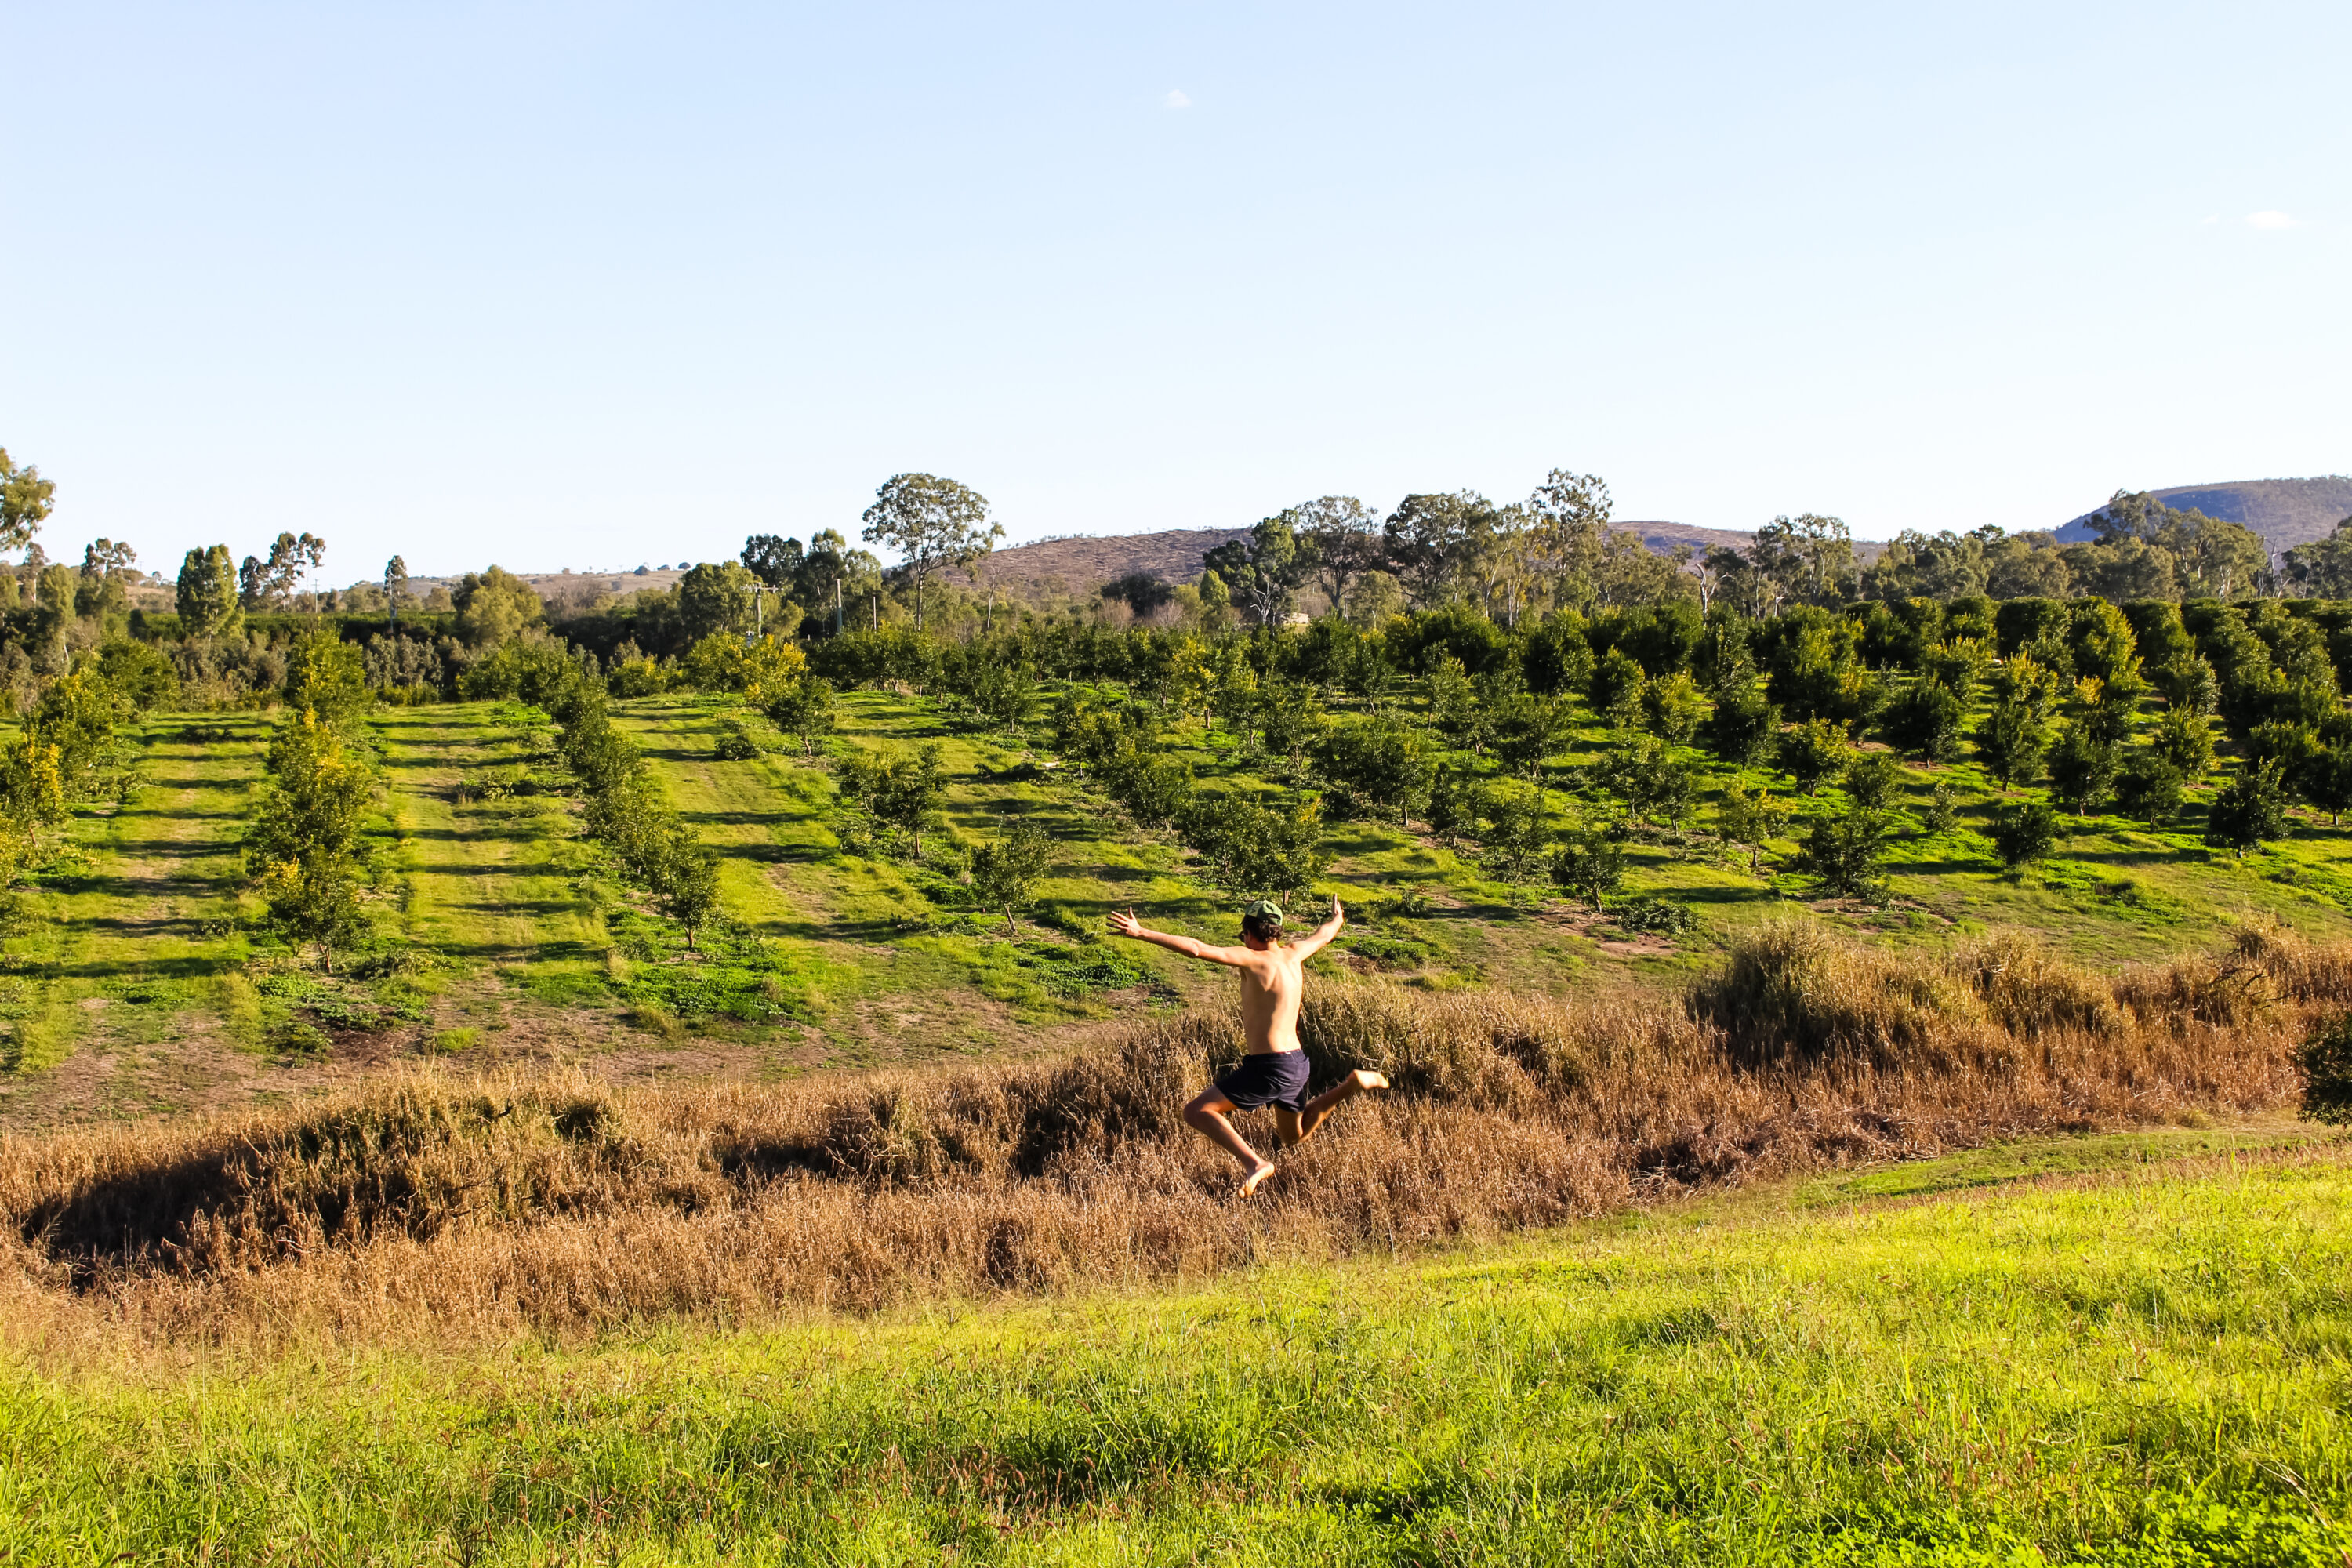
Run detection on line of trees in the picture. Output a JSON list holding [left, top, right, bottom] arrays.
[[244, 632, 380, 970], [476, 645, 728, 950]]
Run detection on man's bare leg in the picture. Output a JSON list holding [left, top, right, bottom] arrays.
[[1182, 1089, 1278, 1196], [1275, 1069, 1390, 1149]]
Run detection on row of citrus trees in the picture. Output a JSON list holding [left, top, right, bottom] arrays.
[[0, 646, 165, 921], [246, 630, 769, 972]]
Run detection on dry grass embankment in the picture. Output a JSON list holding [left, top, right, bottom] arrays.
[[0, 921, 2328, 1347]]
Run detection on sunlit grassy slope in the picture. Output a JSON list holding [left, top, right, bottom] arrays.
[[5, 1126, 2344, 1565], [11, 680, 2352, 1127]]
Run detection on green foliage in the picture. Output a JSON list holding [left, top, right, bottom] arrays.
[[1425, 764, 1473, 847], [2205, 760, 2290, 858], [1976, 698, 2049, 791], [966, 817, 1051, 934], [650, 838, 724, 950], [1878, 678, 1967, 761], [711, 716, 768, 761], [2152, 653, 2220, 715], [1842, 749, 1904, 812], [1587, 646, 1646, 727], [1608, 895, 1698, 936], [763, 677, 838, 755], [1715, 779, 1792, 873], [1475, 779, 1552, 884], [1795, 809, 1889, 899], [245, 710, 378, 968], [2298, 736, 2352, 825], [2048, 721, 2120, 817], [452, 565, 546, 648], [2153, 706, 2216, 780], [1489, 693, 1571, 782], [1640, 671, 1706, 742], [1008, 939, 1158, 999], [1593, 735, 1696, 827], [87, 641, 179, 711], [859, 471, 1001, 632], [174, 543, 243, 638], [1922, 778, 1961, 833], [1180, 793, 1327, 901], [283, 630, 372, 725], [1779, 717, 1851, 794], [837, 743, 950, 858], [676, 561, 758, 642], [2300, 1012, 2352, 1124], [1703, 677, 1781, 768], [1317, 714, 1435, 825], [1992, 800, 2060, 868], [1203, 513, 1309, 627], [2114, 753, 2187, 830], [1548, 816, 1625, 907]]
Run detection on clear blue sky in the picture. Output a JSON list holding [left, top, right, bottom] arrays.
[[3, 2, 2346, 582]]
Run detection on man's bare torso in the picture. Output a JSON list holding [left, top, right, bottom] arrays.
[[1232, 942, 1306, 1055]]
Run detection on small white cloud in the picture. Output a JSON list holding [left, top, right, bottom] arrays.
[[1163, 89, 1191, 109], [2201, 214, 2221, 225], [2245, 210, 2299, 230]]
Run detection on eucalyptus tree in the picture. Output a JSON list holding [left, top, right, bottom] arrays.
[[860, 473, 1002, 632], [0, 448, 55, 554], [176, 545, 244, 637]]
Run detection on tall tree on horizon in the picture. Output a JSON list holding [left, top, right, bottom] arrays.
[[859, 473, 1000, 633], [0, 448, 55, 556], [384, 555, 409, 633]]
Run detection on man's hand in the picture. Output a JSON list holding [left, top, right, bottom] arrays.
[[1107, 907, 1144, 940], [1330, 894, 1345, 926]]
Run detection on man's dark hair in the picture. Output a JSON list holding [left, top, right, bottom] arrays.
[[1242, 911, 1283, 944]]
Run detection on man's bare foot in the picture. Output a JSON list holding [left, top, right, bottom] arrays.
[[1348, 1069, 1390, 1094], [1237, 1161, 1278, 1198]]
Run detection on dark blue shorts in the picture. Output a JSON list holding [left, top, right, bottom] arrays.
[[1215, 1050, 1312, 1113]]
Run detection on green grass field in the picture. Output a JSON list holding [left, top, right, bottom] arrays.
[[9, 677, 2352, 1128], [5, 1124, 2344, 1565]]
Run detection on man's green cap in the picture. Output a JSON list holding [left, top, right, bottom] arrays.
[[1241, 899, 1284, 922]]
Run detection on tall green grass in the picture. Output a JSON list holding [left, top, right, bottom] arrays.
[[4, 1138, 2345, 1565]]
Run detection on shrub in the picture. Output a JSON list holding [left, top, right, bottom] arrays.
[[1991, 800, 2060, 867], [2300, 1012, 2352, 1124], [2046, 722, 2119, 817], [713, 717, 768, 760], [2114, 753, 2186, 830], [1793, 810, 1889, 900], [1702, 677, 1780, 768], [2205, 759, 2290, 858], [1779, 717, 1849, 794], [1475, 779, 1551, 883], [1922, 779, 1960, 834], [1609, 896, 1698, 937], [1639, 672, 1706, 743], [1549, 819, 1625, 908], [1842, 749, 1904, 812], [967, 818, 1052, 935], [1878, 678, 1965, 762], [1975, 697, 2048, 791], [1714, 779, 1792, 873]]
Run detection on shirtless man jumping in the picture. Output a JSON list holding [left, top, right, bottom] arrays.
[[1107, 896, 1388, 1197]]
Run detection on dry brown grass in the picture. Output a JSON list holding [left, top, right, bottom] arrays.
[[0, 920, 2324, 1348]]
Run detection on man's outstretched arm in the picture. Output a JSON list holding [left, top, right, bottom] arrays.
[[1106, 908, 1250, 967], [1287, 895, 1346, 959]]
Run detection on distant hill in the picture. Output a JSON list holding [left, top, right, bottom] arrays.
[[2056, 476, 2352, 552], [976, 520, 1889, 599], [977, 528, 1252, 597]]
